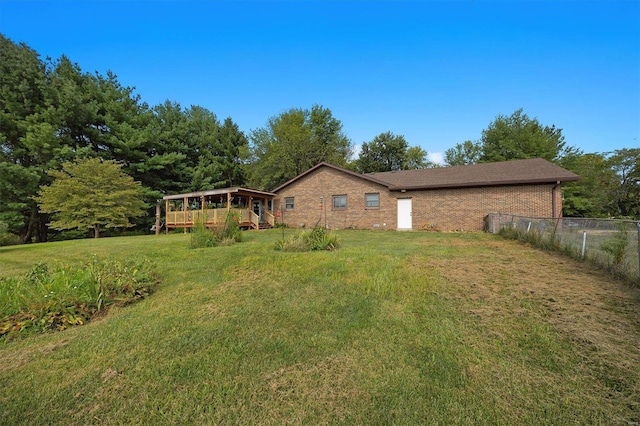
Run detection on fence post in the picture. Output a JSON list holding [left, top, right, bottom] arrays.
[[581, 231, 587, 260], [637, 221, 640, 281]]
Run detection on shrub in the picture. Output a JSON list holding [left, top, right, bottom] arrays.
[[0, 256, 160, 340], [189, 222, 220, 249], [275, 226, 340, 252], [189, 212, 242, 249], [0, 221, 20, 246], [600, 225, 629, 268]]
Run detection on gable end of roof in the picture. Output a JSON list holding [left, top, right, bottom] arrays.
[[272, 162, 391, 192]]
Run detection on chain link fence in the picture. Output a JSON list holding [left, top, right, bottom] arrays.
[[485, 213, 640, 283]]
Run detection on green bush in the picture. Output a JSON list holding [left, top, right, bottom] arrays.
[[0, 221, 20, 246], [0, 256, 160, 340], [189, 212, 243, 249], [275, 226, 340, 252], [600, 225, 629, 268]]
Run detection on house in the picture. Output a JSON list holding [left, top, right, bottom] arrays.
[[271, 158, 580, 231], [162, 187, 276, 232]]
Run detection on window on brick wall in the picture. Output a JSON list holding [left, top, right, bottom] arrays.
[[284, 197, 294, 210], [365, 193, 380, 208], [332, 195, 347, 209]]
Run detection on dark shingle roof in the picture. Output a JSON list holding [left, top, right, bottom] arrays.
[[369, 158, 580, 190], [272, 158, 580, 193]]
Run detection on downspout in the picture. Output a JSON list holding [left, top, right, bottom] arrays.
[[552, 181, 561, 218]]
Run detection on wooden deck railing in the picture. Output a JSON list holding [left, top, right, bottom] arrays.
[[265, 211, 275, 227], [166, 208, 273, 229], [249, 211, 260, 229], [166, 208, 230, 226]]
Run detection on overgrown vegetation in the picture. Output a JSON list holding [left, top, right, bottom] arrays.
[[498, 224, 639, 285], [600, 224, 630, 268], [274, 226, 340, 251], [0, 256, 160, 340], [189, 213, 242, 249]]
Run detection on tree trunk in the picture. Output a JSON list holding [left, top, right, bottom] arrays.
[[36, 213, 49, 242], [93, 225, 100, 238], [21, 208, 38, 243]]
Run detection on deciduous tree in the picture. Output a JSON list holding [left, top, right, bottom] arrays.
[[607, 148, 640, 218], [248, 105, 351, 189], [403, 146, 436, 169], [444, 140, 482, 166], [559, 152, 615, 217], [480, 108, 574, 163], [354, 132, 435, 172], [36, 158, 146, 238]]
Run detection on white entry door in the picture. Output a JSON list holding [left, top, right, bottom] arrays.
[[397, 198, 412, 230]]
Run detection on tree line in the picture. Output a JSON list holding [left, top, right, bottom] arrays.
[[1, 34, 638, 243]]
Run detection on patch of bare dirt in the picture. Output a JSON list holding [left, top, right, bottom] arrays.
[[255, 353, 366, 422], [0, 337, 73, 373]]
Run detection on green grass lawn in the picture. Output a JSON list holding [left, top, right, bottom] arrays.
[[1, 230, 639, 425]]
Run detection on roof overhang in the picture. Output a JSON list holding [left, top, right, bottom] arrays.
[[163, 187, 276, 201], [388, 176, 581, 191]]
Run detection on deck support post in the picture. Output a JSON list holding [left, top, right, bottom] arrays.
[[155, 201, 161, 236], [165, 199, 169, 234], [184, 196, 188, 234], [201, 195, 205, 227]]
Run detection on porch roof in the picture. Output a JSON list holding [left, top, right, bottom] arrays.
[[163, 187, 276, 201]]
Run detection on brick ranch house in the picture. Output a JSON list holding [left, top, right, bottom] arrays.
[[270, 158, 580, 232]]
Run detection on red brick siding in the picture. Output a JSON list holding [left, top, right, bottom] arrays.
[[405, 184, 558, 231], [274, 167, 562, 231], [274, 167, 395, 230]]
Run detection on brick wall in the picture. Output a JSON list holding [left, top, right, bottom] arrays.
[[406, 184, 558, 231], [274, 166, 562, 231], [274, 167, 395, 230]]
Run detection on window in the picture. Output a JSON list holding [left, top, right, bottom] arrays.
[[333, 195, 347, 209], [284, 197, 295, 210], [365, 193, 380, 208]]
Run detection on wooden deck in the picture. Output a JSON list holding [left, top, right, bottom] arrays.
[[161, 187, 277, 234], [165, 208, 275, 231]]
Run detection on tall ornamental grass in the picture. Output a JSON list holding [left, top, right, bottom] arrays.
[[275, 226, 340, 251]]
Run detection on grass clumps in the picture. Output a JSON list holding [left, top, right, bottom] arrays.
[[275, 226, 340, 251], [498, 222, 639, 284], [0, 256, 160, 340], [189, 213, 243, 249], [600, 225, 629, 268]]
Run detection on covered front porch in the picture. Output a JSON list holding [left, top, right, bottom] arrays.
[[162, 187, 276, 232]]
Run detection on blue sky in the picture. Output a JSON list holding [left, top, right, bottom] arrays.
[[1, 1, 638, 163]]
